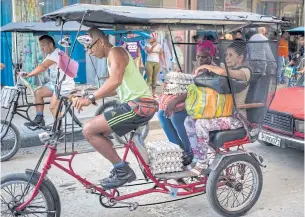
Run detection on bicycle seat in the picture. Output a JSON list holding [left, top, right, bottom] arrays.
[[209, 128, 247, 150]]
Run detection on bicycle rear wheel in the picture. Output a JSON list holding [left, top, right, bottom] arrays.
[[1, 120, 20, 162]]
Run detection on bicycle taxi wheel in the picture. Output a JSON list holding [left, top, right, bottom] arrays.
[[1, 86, 21, 161], [206, 154, 263, 217], [1, 173, 56, 216], [1, 120, 21, 162]]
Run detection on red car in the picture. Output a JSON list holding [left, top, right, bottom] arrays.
[[258, 74, 304, 150]]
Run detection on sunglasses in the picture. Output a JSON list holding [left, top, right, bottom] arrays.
[[86, 38, 99, 51]]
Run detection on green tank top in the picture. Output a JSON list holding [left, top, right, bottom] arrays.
[[107, 47, 152, 103]]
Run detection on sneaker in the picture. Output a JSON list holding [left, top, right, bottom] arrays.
[[24, 115, 45, 127], [100, 163, 136, 190]]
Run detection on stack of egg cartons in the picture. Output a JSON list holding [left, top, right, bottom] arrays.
[[163, 72, 194, 95], [146, 141, 184, 174]]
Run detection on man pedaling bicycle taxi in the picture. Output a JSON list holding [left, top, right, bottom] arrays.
[[73, 28, 157, 189]]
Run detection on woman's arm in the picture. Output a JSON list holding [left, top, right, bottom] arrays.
[[160, 48, 166, 68], [164, 93, 187, 117], [145, 43, 157, 53], [195, 64, 249, 81]]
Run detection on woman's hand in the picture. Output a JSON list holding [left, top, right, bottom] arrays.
[[72, 97, 91, 113], [164, 99, 177, 118], [194, 65, 209, 75]]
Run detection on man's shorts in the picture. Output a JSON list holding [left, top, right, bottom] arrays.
[[104, 103, 153, 137], [45, 82, 72, 96]]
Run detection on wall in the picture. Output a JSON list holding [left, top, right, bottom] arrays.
[[1, 0, 14, 86]]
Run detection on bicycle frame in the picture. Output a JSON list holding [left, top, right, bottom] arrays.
[[2, 85, 82, 136], [16, 135, 210, 212], [2, 87, 49, 129]]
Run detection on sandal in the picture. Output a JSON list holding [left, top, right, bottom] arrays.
[[189, 162, 208, 177]]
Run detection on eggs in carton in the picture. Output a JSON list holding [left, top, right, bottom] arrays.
[[146, 140, 184, 174]]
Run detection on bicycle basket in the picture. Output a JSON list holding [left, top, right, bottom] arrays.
[[1, 86, 18, 109]]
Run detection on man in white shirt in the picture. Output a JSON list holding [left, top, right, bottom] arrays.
[[22, 35, 75, 126], [248, 27, 275, 73]]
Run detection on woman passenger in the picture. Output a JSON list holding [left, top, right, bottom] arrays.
[[184, 42, 251, 176], [158, 41, 216, 166]]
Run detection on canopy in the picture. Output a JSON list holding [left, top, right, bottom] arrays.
[[0, 21, 89, 32], [0, 21, 150, 40], [41, 4, 283, 30], [287, 26, 304, 35]]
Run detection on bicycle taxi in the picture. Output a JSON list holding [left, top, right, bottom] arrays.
[[1, 4, 281, 217], [0, 21, 150, 161]]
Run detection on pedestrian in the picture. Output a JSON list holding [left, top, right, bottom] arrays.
[[0, 63, 5, 70], [225, 33, 233, 40], [145, 32, 166, 99], [172, 36, 184, 71], [123, 34, 142, 70], [234, 30, 243, 40], [289, 36, 297, 60], [278, 31, 289, 84], [218, 33, 225, 40], [248, 27, 275, 73]]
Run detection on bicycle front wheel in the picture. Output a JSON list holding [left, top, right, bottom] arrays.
[[1, 120, 20, 162], [1, 173, 56, 216]]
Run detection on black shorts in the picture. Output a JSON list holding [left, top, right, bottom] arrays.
[[104, 103, 153, 137]]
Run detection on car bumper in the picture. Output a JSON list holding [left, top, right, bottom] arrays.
[[259, 129, 304, 150]]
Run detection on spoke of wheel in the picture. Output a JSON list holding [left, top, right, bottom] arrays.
[[241, 171, 253, 182], [242, 176, 254, 184], [27, 210, 40, 217], [243, 183, 254, 189], [3, 186, 14, 197], [225, 188, 234, 207], [217, 186, 229, 198], [241, 190, 250, 200], [231, 190, 242, 208], [1, 195, 8, 204], [219, 188, 232, 207]]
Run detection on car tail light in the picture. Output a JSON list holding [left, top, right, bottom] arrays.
[[295, 120, 304, 133]]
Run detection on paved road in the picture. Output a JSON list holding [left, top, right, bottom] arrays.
[[1, 129, 304, 217]]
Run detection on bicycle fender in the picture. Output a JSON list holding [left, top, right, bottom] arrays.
[[209, 150, 265, 171], [25, 169, 61, 217]]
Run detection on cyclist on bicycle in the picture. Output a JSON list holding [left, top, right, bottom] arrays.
[[73, 28, 156, 189], [21, 35, 75, 126]]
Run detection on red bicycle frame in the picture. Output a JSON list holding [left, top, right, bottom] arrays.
[[16, 138, 210, 212]]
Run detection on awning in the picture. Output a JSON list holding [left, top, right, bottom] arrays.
[[41, 4, 283, 30], [0, 21, 151, 39], [0, 21, 89, 32], [287, 26, 304, 35]]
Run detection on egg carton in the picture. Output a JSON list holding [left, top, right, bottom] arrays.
[[163, 85, 189, 95], [150, 162, 184, 174], [146, 141, 184, 174], [146, 141, 184, 154], [148, 153, 183, 163], [166, 72, 194, 84]]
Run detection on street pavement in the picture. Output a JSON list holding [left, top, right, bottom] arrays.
[[1, 129, 304, 217]]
